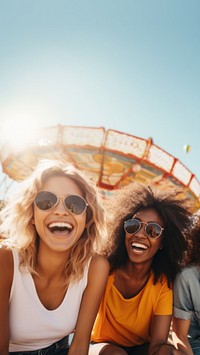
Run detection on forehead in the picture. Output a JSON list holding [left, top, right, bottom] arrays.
[[134, 208, 164, 225], [42, 175, 83, 196]]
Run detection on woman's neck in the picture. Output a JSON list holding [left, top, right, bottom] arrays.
[[114, 261, 152, 299]]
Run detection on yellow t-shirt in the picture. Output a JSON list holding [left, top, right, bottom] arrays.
[[91, 273, 172, 347]]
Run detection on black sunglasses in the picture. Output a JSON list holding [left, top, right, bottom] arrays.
[[34, 191, 88, 215], [124, 218, 164, 239]]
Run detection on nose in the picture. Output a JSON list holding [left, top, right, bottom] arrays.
[[53, 197, 69, 215], [136, 222, 147, 237]]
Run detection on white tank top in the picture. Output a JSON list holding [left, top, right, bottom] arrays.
[[9, 249, 90, 352]]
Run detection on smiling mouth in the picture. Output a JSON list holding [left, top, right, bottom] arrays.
[[48, 222, 73, 234], [131, 242, 148, 251]]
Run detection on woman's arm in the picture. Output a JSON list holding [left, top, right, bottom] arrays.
[[172, 317, 193, 354], [68, 254, 109, 355], [149, 315, 175, 354], [0, 248, 13, 355]]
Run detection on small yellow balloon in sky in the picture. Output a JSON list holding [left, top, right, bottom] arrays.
[[183, 144, 191, 153]]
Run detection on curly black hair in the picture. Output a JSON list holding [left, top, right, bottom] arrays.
[[186, 213, 200, 266], [103, 182, 193, 287]]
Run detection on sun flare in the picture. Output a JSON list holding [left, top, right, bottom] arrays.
[[0, 117, 39, 152]]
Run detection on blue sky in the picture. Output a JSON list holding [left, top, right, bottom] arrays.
[[0, 0, 200, 197]]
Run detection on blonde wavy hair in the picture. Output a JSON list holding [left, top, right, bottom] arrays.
[[0, 159, 107, 284]]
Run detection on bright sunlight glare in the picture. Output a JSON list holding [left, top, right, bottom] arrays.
[[0, 116, 39, 153]]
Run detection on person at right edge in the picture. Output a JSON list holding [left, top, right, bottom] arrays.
[[172, 213, 200, 354], [89, 183, 192, 355]]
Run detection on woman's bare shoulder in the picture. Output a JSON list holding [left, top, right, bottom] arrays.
[[0, 246, 14, 276], [89, 254, 109, 276], [90, 253, 109, 266]]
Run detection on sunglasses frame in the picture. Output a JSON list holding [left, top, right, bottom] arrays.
[[124, 218, 164, 239], [34, 191, 88, 215]]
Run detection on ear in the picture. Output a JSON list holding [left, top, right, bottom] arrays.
[[159, 242, 163, 250], [31, 217, 35, 225], [159, 234, 164, 250]]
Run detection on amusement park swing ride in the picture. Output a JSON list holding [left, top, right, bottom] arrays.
[[0, 125, 200, 211]]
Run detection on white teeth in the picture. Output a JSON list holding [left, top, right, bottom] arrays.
[[48, 222, 73, 229], [131, 242, 147, 250]]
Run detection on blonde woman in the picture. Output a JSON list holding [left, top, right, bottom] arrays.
[[0, 159, 109, 355]]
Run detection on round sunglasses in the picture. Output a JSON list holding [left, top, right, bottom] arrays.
[[124, 218, 164, 239], [34, 191, 88, 215]]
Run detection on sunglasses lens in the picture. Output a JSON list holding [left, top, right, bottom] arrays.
[[64, 195, 87, 215], [35, 191, 57, 210], [124, 219, 140, 234], [146, 223, 162, 238]]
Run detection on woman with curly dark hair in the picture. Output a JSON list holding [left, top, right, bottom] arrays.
[[172, 214, 200, 354], [89, 183, 192, 355]]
